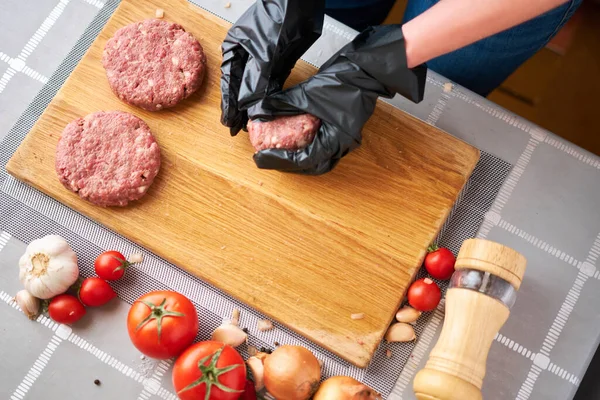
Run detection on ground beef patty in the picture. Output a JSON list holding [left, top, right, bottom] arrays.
[[102, 19, 206, 111], [55, 111, 161, 207], [247, 114, 321, 151]]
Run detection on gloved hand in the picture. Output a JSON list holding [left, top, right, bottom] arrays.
[[220, 0, 326, 135], [248, 24, 428, 175]]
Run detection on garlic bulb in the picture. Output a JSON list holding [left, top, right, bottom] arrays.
[[15, 290, 40, 320], [19, 235, 79, 299]]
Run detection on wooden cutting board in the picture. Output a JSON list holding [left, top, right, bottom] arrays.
[[6, 0, 479, 367]]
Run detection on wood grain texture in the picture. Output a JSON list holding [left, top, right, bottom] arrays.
[[6, 0, 479, 367]]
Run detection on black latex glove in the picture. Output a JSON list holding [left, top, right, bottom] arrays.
[[248, 24, 428, 175], [220, 0, 326, 135]]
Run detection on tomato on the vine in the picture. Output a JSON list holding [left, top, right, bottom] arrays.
[[48, 294, 86, 324], [94, 250, 132, 281], [173, 341, 246, 400], [408, 278, 441, 312], [127, 290, 198, 359], [79, 277, 117, 307], [424, 246, 456, 280]]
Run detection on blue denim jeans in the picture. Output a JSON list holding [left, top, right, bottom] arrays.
[[326, 0, 397, 32], [403, 0, 583, 96], [326, 0, 583, 96]]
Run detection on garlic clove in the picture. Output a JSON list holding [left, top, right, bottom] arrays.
[[129, 253, 144, 264], [247, 356, 265, 390], [211, 323, 248, 347], [385, 323, 416, 342], [15, 290, 41, 320], [395, 306, 422, 323], [257, 319, 273, 332], [231, 308, 241, 326]]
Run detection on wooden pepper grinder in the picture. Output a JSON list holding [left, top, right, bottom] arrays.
[[413, 239, 527, 400]]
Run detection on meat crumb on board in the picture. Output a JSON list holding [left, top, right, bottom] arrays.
[[155, 8, 164, 18]]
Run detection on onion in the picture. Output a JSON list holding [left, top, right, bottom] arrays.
[[313, 376, 382, 400], [263, 345, 321, 400]]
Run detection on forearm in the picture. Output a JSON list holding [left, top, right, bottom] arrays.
[[402, 0, 569, 68]]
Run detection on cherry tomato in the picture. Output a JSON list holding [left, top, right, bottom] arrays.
[[127, 290, 199, 359], [48, 294, 86, 324], [240, 380, 258, 400], [173, 341, 246, 400], [424, 246, 456, 280], [408, 278, 441, 312], [94, 251, 132, 281], [79, 277, 117, 307]]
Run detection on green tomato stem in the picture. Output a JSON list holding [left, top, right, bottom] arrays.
[[135, 298, 185, 342], [427, 243, 439, 253], [111, 255, 134, 273], [178, 346, 244, 400]]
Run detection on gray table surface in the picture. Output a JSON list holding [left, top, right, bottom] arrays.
[[1, 1, 600, 399]]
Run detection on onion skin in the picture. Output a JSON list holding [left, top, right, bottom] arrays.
[[313, 376, 382, 400], [263, 345, 321, 400]]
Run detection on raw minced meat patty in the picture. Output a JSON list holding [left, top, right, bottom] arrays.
[[247, 114, 321, 151], [102, 19, 206, 111], [55, 111, 161, 207]]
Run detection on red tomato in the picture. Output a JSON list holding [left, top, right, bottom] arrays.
[[424, 246, 456, 280], [94, 251, 131, 281], [79, 277, 117, 307], [127, 291, 198, 359], [408, 278, 441, 312], [48, 294, 86, 324], [173, 341, 246, 400], [240, 380, 257, 400]]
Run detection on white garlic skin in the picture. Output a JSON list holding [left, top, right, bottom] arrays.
[[15, 290, 41, 320], [19, 235, 79, 299], [129, 253, 144, 264], [211, 324, 248, 347]]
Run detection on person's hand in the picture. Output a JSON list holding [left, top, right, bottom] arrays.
[[248, 25, 428, 175], [220, 0, 326, 135]]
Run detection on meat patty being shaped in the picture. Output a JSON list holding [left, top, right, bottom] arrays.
[[248, 114, 321, 152]]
